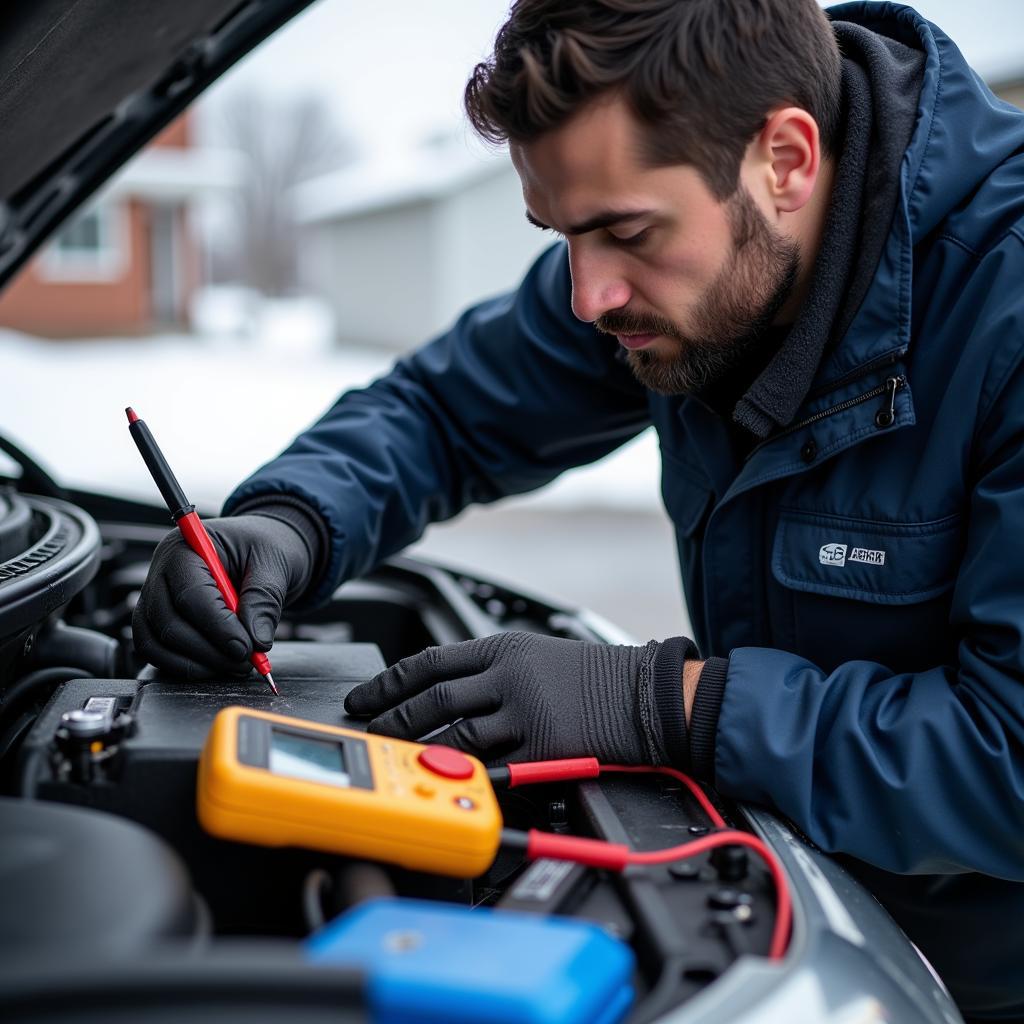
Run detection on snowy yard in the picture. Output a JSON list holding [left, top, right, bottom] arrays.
[[1, 329, 664, 513], [2, 329, 690, 640]]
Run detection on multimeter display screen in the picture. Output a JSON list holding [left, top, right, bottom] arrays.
[[269, 729, 350, 788]]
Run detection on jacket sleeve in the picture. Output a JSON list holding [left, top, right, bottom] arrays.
[[707, 337, 1024, 880], [223, 243, 650, 606]]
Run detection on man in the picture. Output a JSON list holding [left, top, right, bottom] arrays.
[[134, 2, 1024, 1019]]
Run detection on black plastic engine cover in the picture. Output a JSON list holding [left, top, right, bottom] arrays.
[[0, 797, 204, 956]]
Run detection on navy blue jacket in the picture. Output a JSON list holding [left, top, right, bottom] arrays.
[[227, 4, 1024, 1013]]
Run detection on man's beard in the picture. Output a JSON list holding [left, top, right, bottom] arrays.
[[596, 187, 800, 396]]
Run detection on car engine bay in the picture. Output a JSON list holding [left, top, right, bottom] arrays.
[[0, 461, 969, 1024], [0, 473, 794, 1021]]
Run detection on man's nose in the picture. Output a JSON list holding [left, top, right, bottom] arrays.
[[568, 246, 632, 323]]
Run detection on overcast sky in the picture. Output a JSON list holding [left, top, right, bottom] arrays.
[[198, 0, 1024, 159]]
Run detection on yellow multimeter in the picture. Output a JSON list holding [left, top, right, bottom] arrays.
[[197, 707, 503, 877]]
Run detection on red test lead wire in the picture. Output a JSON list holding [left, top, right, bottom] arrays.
[[523, 824, 791, 960], [497, 759, 793, 960], [125, 407, 278, 696]]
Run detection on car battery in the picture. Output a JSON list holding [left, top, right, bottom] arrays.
[[14, 641, 408, 932], [307, 897, 635, 1024]]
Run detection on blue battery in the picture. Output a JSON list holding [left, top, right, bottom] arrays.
[[306, 897, 635, 1024]]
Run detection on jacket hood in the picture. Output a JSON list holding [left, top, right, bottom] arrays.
[[828, 2, 1024, 242], [813, 2, 1024, 387]]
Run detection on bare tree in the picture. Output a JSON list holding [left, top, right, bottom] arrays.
[[217, 92, 356, 295]]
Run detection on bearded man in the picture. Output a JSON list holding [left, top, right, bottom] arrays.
[[135, 3, 1024, 1019]]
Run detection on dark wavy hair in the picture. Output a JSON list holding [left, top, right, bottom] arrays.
[[465, 0, 842, 199]]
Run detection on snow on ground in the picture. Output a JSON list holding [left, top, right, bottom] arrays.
[[1, 327, 665, 515], [2, 325, 689, 638]]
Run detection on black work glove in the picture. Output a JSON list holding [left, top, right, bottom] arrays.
[[132, 513, 314, 679], [344, 632, 696, 766]]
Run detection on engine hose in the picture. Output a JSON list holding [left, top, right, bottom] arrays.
[[302, 869, 333, 933], [0, 666, 93, 730]]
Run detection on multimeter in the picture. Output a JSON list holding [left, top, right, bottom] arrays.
[[197, 707, 503, 877]]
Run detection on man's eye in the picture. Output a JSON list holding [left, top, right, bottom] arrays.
[[611, 228, 650, 248]]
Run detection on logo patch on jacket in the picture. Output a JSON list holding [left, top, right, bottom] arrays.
[[848, 547, 886, 565], [819, 542, 886, 567], [819, 543, 847, 566]]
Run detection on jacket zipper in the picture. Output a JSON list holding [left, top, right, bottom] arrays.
[[745, 375, 906, 462], [805, 347, 906, 402]]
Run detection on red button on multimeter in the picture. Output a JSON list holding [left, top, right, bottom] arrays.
[[418, 745, 475, 780]]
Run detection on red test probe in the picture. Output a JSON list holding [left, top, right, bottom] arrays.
[[125, 407, 279, 696]]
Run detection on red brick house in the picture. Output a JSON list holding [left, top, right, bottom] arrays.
[[0, 114, 239, 338]]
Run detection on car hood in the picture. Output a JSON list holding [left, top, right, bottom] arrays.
[[0, 0, 314, 292]]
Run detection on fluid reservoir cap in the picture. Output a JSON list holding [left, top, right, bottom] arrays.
[[417, 745, 474, 780], [61, 709, 108, 739]]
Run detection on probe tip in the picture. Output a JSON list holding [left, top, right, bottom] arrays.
[[265, 673, 279, 696]]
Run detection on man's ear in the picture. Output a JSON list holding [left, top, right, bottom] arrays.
[[747, 106, 821, 215]]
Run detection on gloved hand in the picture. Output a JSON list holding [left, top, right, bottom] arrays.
[[344, 631, 695, 766], [132, 513, 313, 679]]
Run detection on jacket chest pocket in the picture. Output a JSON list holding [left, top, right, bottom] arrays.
[[768, 509, 964, 673]]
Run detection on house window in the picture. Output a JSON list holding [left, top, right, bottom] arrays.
[[39, 201, 125, 281]]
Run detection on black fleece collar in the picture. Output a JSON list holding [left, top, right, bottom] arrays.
[[728, 21, 925, 439]]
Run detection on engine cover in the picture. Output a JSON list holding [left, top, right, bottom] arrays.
[[0, 797, 204, 954]]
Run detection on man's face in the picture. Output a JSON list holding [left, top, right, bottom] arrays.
[[511, 95, 800, 395]]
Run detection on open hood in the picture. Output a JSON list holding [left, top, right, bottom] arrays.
[[0, 0, 316, 292]]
